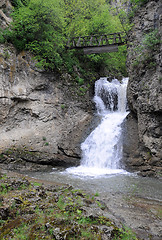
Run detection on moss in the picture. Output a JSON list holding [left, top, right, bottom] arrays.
[[1, 147, 41, 163], [0, 56, 4, 64], [0, 218, 22, 239], [61, 104, 65, 109], [159, 77, 162, 84]]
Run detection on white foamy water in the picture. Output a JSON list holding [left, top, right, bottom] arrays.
[[66, 77, 129, 177]]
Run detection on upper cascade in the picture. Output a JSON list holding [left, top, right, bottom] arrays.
[[94, 77, 128, 114], [66, 77, 129, 177]]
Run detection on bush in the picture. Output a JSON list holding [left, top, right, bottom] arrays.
[[4, 0, 128, 75], [10, 0, 30, 8], [0, 32, 5, 44], [141, 30, 160, 50], [132, 30, 160, 68], [8, 0, 65, 70]]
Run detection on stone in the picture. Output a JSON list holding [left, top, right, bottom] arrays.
[[14, 197, 23, 205], [125, 0, 162, 176], [0, 1, 12, 28], [0, 207, 10, 220], [0, 45, 93, 167]]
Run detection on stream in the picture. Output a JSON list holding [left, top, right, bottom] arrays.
[[26, 167, 162, 201], [24, 77, 162, 238], [26, 77, 162, 202]]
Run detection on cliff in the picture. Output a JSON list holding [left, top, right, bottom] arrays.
[[0, 1, 96, 169], [0, 0, 162, 177], [124, 0, 162, 177], [0, 42, 95, 168]]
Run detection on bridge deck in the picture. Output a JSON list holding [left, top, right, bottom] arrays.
[[67, 32, 127, 54]]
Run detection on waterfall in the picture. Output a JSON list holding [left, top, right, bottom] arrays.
[[66, 77, 129, 177]]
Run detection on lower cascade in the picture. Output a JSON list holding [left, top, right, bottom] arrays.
[[66, 77, 129, 177]]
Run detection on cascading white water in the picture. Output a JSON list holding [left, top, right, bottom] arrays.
[[66, 77, 129, 177]]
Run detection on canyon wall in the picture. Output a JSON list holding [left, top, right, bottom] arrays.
[[0, 43, 94, 168], [0, 0, 95, 169], [0, 0, 162, 176], [124, 0, 162, 177]]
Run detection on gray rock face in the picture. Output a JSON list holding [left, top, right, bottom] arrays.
[[125, 0, 162, 176], [0, 45, 93, 166], [0, 0, 12, 28]]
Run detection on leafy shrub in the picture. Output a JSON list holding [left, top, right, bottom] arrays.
[[0, 32, 5, 44], [10, 0, 30, 8], [141, 30, 160, 50], [4, 0, 128, 75], [8, 0, 65, 70], [77, 77, 84, 85], [132, 30, 160, 68]]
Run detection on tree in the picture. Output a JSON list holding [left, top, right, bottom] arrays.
[[5, 0, 128, 76], [9, 0, 65, 70]]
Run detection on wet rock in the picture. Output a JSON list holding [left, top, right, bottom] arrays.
[[39, 191, 47, 199], [14, 197, 23, 205], [53, 227, 63, 240], [140, 170, 156, 177], [45, 222, 51, 229], [0, 196, 3, 203], [100, 225, 116, 239], [0, 207, 10, 220], [96, 200, 107, 210], [84, 198, 93, 205]]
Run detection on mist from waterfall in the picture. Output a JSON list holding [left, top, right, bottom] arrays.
[[66, 77, 129, 177]]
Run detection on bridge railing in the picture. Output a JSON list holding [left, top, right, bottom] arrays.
[[67, 32, 127, 49]]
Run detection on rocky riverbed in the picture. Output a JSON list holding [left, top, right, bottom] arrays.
[[0, 168, 136, 240], [0, 167, 162, 240]]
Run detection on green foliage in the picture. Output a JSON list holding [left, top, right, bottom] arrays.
[[132, 30, 160, 68], [63, 0, 128, 76], [104, 45, 127, 76], [95, 192, 99, 196], [77, 77, 84, 85], [130, 0, 149, 7], [0, 30, 5, 44], [109, 1, 133, 33], [57, 195, 66, 210], [64, 0, 123, 37], [42, 136, 46, 141], [0, 28, 12, 44], [128, 0, 150, 20], [115, 226, 138, 240], [140, 30, 160, 51], [3, 0, 129, 76], [79, 87, 87, 95], [61, 104, 65, 109], [32, 182, 42, 187], [10, 0, 30, 8], [8, 0, 65, 71], [0, 182, 8, 194], [0, 176, 139, 240]]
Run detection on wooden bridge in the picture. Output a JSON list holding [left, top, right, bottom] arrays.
[[67, 32, 127, 54]]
